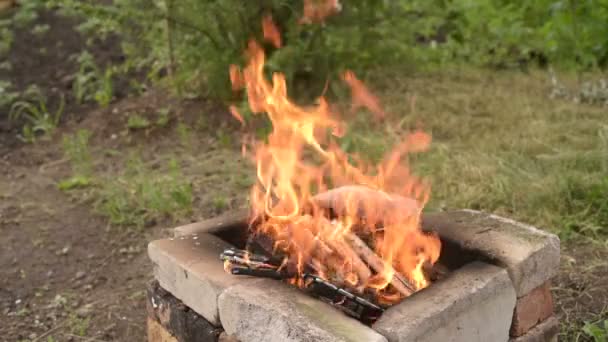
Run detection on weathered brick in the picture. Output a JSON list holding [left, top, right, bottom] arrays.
[[148, 235, 243, 325], [422, 210, 560, 296], [147, 280, 223, 342], [509, 316, 558, 342], [218, 278, 388, 342], [510, 282, 554, 337], [173, 209, 249, 237], [373, 262, 516, 342]]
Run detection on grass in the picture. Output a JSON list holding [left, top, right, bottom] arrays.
[[343, 67, 608, 241], [95, 157, 193, 227], [9, 95, 64, 142]]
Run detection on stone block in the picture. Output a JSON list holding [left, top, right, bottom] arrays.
[[511, 282, 554, 336], [147, 280, 222, 342], [373, 262, 516, 342], [218, 278, 388, 342], [173, 209, 249, 237], [148, 235, 244, 325], [422, 210, 560, 296], [510, 316, 559, 342]]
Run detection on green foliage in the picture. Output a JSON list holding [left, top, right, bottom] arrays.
[[57, 176, 91, 191], [9, 95, 64, 143], [60, 130, 93, 191], [95, 158, 193, 227], [127, 114, 151, 130], [583, 319, 608, 342], [73, 51, 114, 107], [49, 0, 607, 91], [0, 80, 19, 108], [68, 313, 90, 337]]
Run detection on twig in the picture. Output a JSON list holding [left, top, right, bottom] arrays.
[[32, 320, 68, 342]]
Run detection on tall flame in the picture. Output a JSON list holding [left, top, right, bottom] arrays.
[[229, 15, 441, 304]]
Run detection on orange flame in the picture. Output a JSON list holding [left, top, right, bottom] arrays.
[[229, 17, 440, 304], [262, 15, 282, 48], [301, 0, 342, 24], [343, 70, 386, 120]]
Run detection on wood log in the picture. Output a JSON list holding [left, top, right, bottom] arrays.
[[343, 232, 416, 296], [324, 237, 372, 285]]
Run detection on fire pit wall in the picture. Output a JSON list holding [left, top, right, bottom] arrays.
[[147, 210, 560, 342]]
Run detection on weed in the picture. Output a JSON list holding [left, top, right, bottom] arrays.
[[9, 95, 64, 142], [212, 196, 228, 211], [0, 80, 18, 108], [62, 129, 93, 177], [31, 24, 50, 35], [155, 108, 171, 127], [216, 129, 232, 148], [0, 25, 13, 56], [95, 157, 192, 227], [127, 114, 151, 130], [176, 123, 191, 146], [73, 51, 114, 107], [68, 313, 90, 337], [583, 319, 608, 342], [57, 176, 91, 191]]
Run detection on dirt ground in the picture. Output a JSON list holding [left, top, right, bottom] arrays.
[[1, 7, 607, 342]]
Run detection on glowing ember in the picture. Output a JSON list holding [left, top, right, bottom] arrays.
[[228, 13, 441, 305]]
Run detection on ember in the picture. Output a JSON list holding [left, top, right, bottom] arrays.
[[226, 12, 441, 312]]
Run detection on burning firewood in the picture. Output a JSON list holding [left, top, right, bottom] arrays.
[[343, 232, 416, 296]]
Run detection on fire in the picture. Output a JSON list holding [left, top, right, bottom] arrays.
[[301, 0, 342, 24], [228, 14, 441, 305]]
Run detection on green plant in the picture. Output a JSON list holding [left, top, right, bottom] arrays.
[[68, 313, 90, 337], [9, 96, 64, 142], [73, 51, 114, 107], [95, 157, 192, 227], [63, 129, 93, 176], [60, 129, 94, 190], [583, 319, 608, 342], [0, 80, 18, 108], [127, 114, 151, 129]]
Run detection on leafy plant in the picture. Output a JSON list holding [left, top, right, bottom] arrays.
[[73, 51, 114, 107], [9, 96, 64, 142], [127, 115, 151, 130], [582, 319, 608, 342], [0, 80, 18, 108]]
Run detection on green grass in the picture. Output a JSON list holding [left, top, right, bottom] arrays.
[[127, 114, 151, 130], [95, 157, 193, 227], [345, 68, 608, 241]]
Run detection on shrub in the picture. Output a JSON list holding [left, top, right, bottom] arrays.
[[43, 0, 608, 103]]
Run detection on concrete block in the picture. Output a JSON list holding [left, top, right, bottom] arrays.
[[510, 316, 558, 342], [422, 210, 560, 296], [373, 262, 516, 342], [148, 235, 244, 325], [511, 282, 554, 336], [218, 278, 388, 342], [173, 209, 249, 237]]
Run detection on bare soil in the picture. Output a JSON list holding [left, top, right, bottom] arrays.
[[0, 6, 606, 342]]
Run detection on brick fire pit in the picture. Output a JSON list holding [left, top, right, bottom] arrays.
[[146, 210, 559, 342]]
